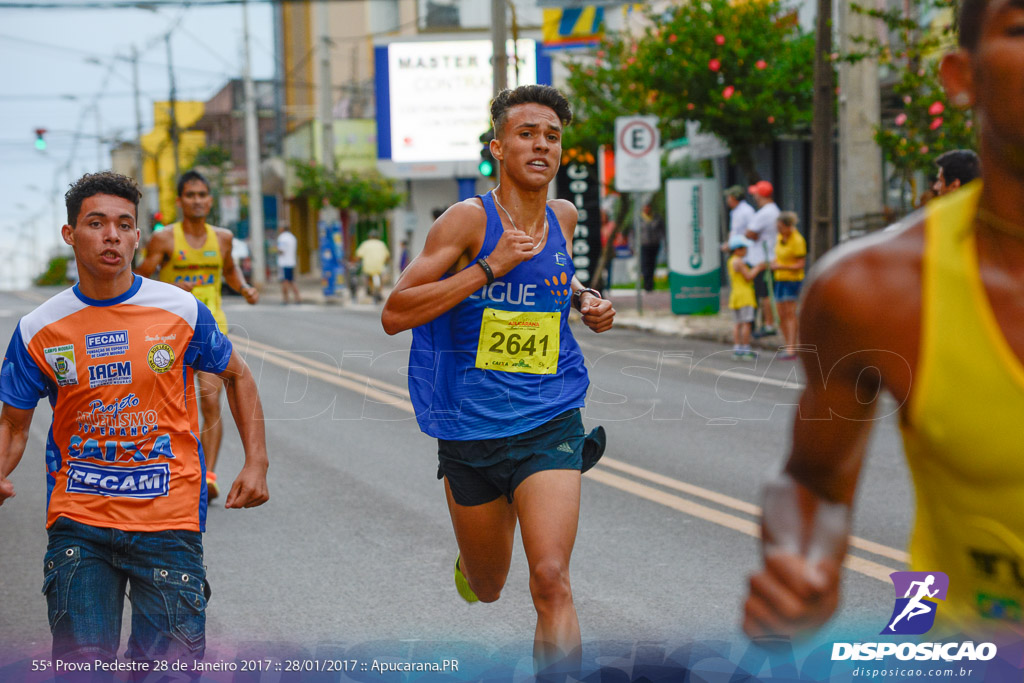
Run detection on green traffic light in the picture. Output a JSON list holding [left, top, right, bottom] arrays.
[[35, 137, 46, 151], [478, 159, 494, 176]]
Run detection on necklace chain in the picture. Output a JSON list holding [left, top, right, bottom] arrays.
[[976, 208, 1024, 241], [491, 188, 547, 251]]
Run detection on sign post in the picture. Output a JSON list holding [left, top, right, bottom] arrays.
[[614, 116, 660, 315]]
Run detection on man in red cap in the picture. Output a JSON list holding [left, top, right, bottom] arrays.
[[744, 180, 779, 336]]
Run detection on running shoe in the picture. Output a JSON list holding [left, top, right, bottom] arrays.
[[206, 472, 219, 500], [582, 426, 607, 474], [454, 555, 479, 604]]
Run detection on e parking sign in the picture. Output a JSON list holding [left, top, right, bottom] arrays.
[[614, 116, 660, 193]]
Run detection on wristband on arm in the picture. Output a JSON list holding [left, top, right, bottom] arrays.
[[476, 258, 495, 285]]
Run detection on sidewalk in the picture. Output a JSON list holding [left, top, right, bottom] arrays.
[[603, 287, 783, 349], [264, 273, 784, 349]]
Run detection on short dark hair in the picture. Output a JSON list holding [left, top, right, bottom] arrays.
[[935, 149, 980, 186], [65, 172, 141, 226], [490, 85, 572, 138], [176, 169, 210, 197], [957, 0, 989, 51]]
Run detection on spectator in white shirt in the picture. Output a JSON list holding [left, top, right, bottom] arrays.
[[745, 180, 780, 335], [276, 225, 301, 304], [724, 185, 756, 245]]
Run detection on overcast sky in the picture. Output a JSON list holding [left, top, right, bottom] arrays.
[[0, 0, 275, 288]]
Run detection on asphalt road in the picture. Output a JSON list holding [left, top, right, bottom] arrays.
[[0, 288, 914, 674]]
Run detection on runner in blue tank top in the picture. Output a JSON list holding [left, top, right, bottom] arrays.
[[382, 85, 615, 674]]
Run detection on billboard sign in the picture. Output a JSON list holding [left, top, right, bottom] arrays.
[[384, 39, 538, 164]]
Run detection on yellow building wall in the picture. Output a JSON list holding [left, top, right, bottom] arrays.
[[141, 101, 206, 222]]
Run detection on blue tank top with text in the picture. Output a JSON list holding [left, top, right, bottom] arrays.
[[408, 192, 589, 440]]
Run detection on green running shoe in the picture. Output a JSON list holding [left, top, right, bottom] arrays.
[[454, 555, 479, 604]]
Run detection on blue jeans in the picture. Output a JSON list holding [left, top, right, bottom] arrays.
[[43, 517, 208, 673]]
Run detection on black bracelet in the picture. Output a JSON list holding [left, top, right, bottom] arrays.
[[572, 287, 601, 311], [476, 258, 495, 285]]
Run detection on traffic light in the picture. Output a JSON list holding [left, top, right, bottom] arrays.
[[34, 128, 47, 151], [478, 128, 496, 178], [152, 211, 165, 232]]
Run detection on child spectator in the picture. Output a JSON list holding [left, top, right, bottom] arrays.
[[728, 236, 765, 361]]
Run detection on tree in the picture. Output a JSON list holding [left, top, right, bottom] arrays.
[[563, 0, 815, 182], [291, 161, 405, 245], [844, 1, 975, 204], [193, 144, 233, 225]]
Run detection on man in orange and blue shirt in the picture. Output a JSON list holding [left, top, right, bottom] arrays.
[[0, 172, 269, 670], [136, 170, 259, 499]]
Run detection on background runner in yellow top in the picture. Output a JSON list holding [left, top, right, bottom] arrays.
[[157, 221, 228, 331], [136, 170, 259, 502], [743, 0, 1024, 641]]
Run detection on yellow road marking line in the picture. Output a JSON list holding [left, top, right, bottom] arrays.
[[238, 334, 905, 581]]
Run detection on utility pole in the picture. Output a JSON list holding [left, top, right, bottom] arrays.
[[491, 0, 508, 97], [809, 0, 835, 263], [165, 34, 180, 183], [312, 0, 333, 272], [131, 45, 150, 241], [242, 0, 266, 288], [316, 0, 334, 173]]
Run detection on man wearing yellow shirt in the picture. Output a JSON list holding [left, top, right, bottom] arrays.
[[355, 231, 391, 303], [136, 170, 259, 500], [744, 0, 1024, 641]]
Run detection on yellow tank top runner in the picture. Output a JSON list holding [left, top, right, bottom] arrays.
[[900, 181, 1024, 635], [156, 222, 228, 333]]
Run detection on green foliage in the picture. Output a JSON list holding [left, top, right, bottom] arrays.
[[192, 145, 231, 169], [193, 144, 233, 225], [348, 172, 405, 219], [844, 1, 975, 184], [35, 256, 72, 287], [563, 0, 815, 180], [291, 159, 333, 207], [291, 160, 404, 220]]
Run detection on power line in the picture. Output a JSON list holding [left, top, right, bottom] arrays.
[[0, 33, 238, 78], [1, 0, 314, 7]]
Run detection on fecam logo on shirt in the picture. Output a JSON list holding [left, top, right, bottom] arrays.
[[85, 330, 129, 358]]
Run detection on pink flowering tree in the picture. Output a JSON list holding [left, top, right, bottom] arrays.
[[845, 1, 975, 197], [563, 0, 815, 182]]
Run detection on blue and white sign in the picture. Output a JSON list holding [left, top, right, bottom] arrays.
[[66, 463, 170, 499], [85, 330, 129, 358]]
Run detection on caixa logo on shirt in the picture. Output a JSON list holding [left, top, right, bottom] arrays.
[[65, 462, 170, 498], [88, 361, 132, 388]]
